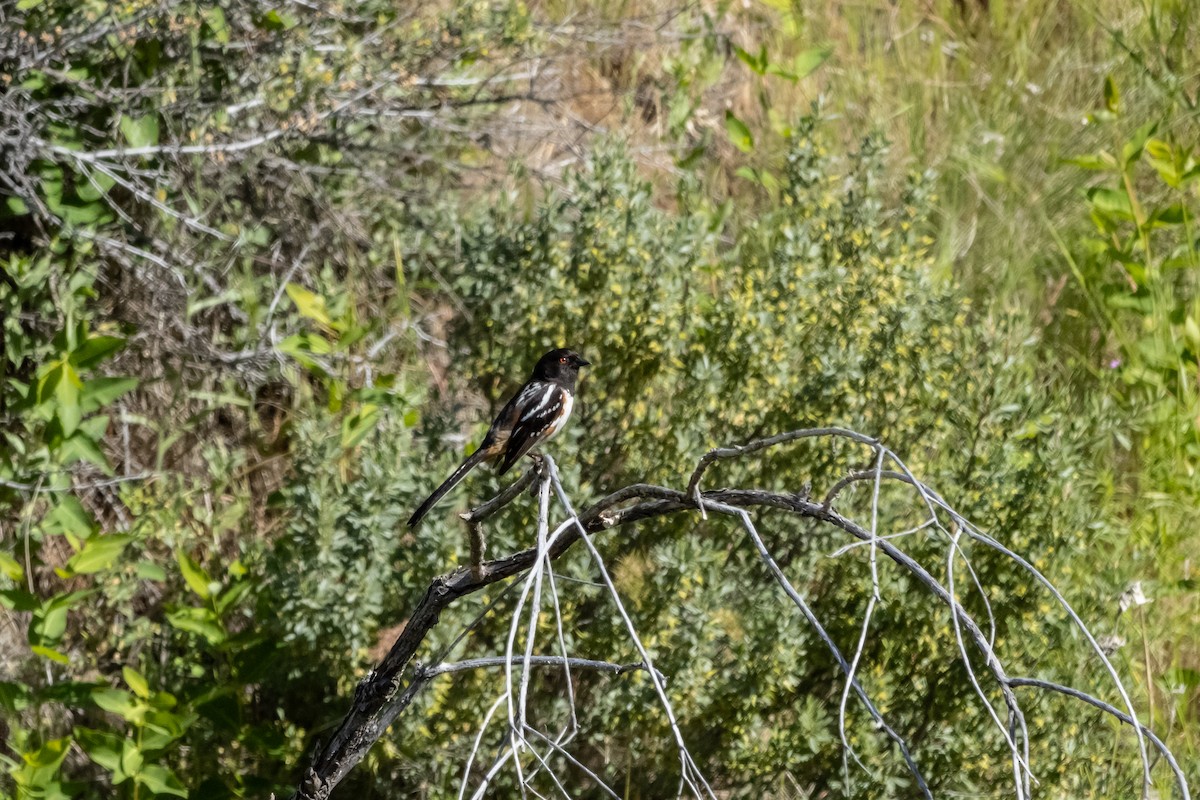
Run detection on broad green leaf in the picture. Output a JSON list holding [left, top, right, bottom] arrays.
[[177, 551, 212, 599], [92, 687, 143, 723], [137, 562, 168, 581], [1086, 187, 1134, 220], [70, 335, 126, 369], [166, 606, 226, 645], [202, 6, 230, 43], [58, 432, 112, 472], [136, 764, 188, 797], [724, 111, 754, 154], [793, 46, 832, 78], [120, 738, 144, 780], [81, 377, 138, 412], [0, 588, 39, 611], [55, 362, 82, 437], [14, 737, 70, 786], [123, 666, 151, 699], [285, 283, 333, 327], [1145, 139, 1182, 187], [44, 496, 95, 538], [64, 534, 132, 575], [31, 604, 69, 644], [141, 708, 193, 750], [1149, 204, 1185, 226], [76, 728, 125, 778], [0, 550, 23, 581], [16, 0, 44, 9], [119, 115, 160, 149]]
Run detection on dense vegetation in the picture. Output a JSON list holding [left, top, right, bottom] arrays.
[[1, 0, 1196, 797]]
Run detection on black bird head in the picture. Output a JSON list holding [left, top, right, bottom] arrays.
[[531, 348, 590, 387]]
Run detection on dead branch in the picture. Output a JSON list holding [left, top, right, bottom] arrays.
[[289, 428, 1190, 800]]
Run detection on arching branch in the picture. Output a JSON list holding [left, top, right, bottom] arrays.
[[289, 428, 1189, 800]]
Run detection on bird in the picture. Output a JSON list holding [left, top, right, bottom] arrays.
[[406, 348, 590, 529]]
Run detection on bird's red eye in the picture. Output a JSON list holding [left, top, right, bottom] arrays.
[[559, 356, 568, 363]]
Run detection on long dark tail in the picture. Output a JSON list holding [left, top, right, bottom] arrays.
[[407, 448, 490, 529]]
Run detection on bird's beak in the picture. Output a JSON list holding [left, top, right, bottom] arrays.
[[574, 356, 590, 367]]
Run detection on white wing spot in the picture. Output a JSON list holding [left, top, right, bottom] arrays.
[[522, 385, 556, 422]]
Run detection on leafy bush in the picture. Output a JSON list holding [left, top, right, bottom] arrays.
[[394, 121, 1136, 796]]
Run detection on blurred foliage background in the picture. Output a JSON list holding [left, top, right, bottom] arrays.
[[0, 0, 1197, 797]]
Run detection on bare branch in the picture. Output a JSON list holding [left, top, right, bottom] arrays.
[[289, 428, 1186, 800]]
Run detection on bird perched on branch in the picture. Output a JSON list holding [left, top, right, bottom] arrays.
[[406, 348, 590, 529]]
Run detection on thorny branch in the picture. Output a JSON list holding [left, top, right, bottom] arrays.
[[290, 427, 1190, 800]]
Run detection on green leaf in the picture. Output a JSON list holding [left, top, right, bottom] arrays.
[[1063, 153, 1116, 171], [64, 534, 132, 575], [120, 738, 144, 780], [16, 0, 45, 9], [29, 590, 93, 648], [1122, 121, 1157, 168], [141, 708, 193, 750], [1145, 139, 1182, 187], [793, 46, 832, 78], [285, 283, 333, 327], [341, 404, 380, 449], [214, 580, 252, 616], [31, 605, 69, 645], [123, 666, 151, 699], [177, 551, 213, 599], [55, 362, 82, 437], [58, 431, 112, 472], [278, 331, 333, 356], [259, 8, 298, 30], [724, 111, 754, 154], [70, 335, 126, 369], [5, 195, 29, 215], [0, 681, 32, 713], [0, 589, 39, 611], [80, 377, 138, 414], [1103, 74, 1119, 113], [76, 728, 126, 778], [733, 43, 767, 75], [92, 687, 144, 723], [44, 496, 95, 538], [166, 606, 225, 645], [136, 764, 188, 797], [119, 115, 160, 149], [137, 562, 168, 581], [0, 550, 24, 581], [14, 738, 70, 786], [1086, 187, 1134, 220], [1185, 316, 1200, 349], [30, 645, 70, 664], [1149, 204, 1185, 227], [202, 6, 230, 43]]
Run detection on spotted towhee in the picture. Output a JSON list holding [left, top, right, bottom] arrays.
[[406, 348, 590, 529]]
